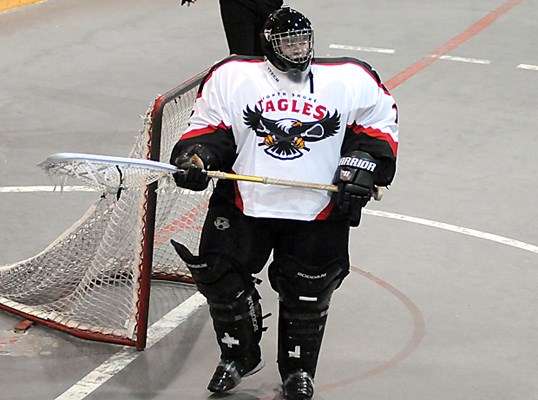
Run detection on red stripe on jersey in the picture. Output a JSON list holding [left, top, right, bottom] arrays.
[[315, 199, 334, 220], [350, 123, 398, 156], [181, 121, 230, 139]]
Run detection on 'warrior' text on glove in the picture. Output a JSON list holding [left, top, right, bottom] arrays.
[[332, 150, 377, 227]]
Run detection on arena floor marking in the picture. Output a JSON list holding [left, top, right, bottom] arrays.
[[329, 44, 395, 54], [385, 0, 522, 90], [431, 54, 491, 64], [0, 186, 96, 193], [363, 209, 538, 254], [54, 292, 207, 400], [517, 63, 538, 71]]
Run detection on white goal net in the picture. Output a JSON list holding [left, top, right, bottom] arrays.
[[0, 69, 211, 349]]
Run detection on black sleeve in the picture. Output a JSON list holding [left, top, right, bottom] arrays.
[[170, 128, 237, 172]]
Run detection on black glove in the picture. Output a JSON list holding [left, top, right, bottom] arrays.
[[171, 144, 216, 191], [332, 150, 377, 226]]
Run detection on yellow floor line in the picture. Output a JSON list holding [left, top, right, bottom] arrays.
[[0, 0, 44, 13]]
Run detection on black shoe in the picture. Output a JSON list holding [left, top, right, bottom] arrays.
[[282, 371, 314, 400], [207, 358, 265, 393]]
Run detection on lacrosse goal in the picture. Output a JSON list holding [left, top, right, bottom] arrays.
[[0, 69, 211, 350]]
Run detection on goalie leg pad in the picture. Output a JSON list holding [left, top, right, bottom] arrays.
[[209, 288, 264, 366], [205, 289, 265, 393], [269, 255, 348, 379], [178, 249, 264, 371]]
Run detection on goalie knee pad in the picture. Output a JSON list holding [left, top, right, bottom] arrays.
[[269, 254, 347, 310], [171, 239, 253, 303], [269, 255, 348, 378]]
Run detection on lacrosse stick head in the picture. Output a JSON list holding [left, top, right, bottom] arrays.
[[38, 153, 176, 194], [39, 158, 122, 194]]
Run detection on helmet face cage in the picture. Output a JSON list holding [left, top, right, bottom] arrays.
[[269, 29, 313, 66]]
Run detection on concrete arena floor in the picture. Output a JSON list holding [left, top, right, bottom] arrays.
[[1, 0, 537, 399]]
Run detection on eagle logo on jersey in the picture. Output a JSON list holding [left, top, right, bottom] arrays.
[[243, 105, 340, 160]]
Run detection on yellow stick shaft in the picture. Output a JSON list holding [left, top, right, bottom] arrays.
[[206, 171, 338, 191], [206, 171, 382, 200]]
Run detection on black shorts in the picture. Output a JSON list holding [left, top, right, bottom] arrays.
[[199, 203, 351, 275]]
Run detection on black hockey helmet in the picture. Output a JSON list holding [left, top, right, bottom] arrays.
[[261, 6, 314, 72]]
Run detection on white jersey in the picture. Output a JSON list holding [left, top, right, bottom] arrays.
[[180, 56, 399, 221]]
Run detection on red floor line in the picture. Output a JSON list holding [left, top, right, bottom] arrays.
[[316, 266, 426, 393], [385, 0, 523, 90], [258, 265, 424, 400]]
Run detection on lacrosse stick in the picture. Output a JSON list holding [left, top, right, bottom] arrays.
[[38, 152, 382, 200]]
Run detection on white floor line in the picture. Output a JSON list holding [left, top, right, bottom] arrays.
[[517, 63, 538, 71], [54, 292, 207, 400], [3, 185, 536, 254], [364, 209, 538, 254], [329, 43, 395, 54], [0, 186, 97, 193], [430, 54, 491, 64]]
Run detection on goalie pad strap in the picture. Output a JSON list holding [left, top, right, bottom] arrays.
[[209, 290, 262, 325]]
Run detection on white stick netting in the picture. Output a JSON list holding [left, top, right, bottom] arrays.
[[38, 153, 180, 194], [0, 73, 210, 346]]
